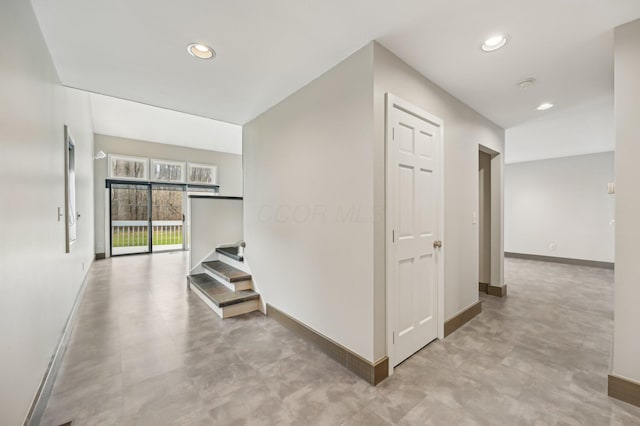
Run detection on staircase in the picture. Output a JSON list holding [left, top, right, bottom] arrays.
[[215, 246, 243, 262], [188, 248, 260, 319]]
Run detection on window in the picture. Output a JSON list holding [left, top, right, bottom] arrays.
[[187, 163, 218, 185], [150, 159, 186, 183], [107, 155, 218, 186], [109, 154, 148, 180]]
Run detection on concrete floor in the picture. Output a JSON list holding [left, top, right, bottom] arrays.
[[41, 253, 640, 425]]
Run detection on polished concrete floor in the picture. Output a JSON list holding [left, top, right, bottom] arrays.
[[41, 253, 640, 425]]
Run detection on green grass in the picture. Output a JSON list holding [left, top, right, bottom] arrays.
[[152, 229, 183, 246], [112, 229, 182, 247]]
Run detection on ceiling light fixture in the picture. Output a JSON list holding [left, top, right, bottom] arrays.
[[481, 34, 508, 52], [187, 43, 215, 60], [536, 102, 554, 111], [517, 78, 536, 89]]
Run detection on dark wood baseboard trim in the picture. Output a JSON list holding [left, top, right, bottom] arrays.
[[609, 374, 640, 408], [23, 265, 92, 426], [444, 301, 482, 337], [95, 253, 106, 260], [479, 282, 507, 297], [488, 284, 507, 297], [505, 252, 614, 270], [266, 304, 388, 385]]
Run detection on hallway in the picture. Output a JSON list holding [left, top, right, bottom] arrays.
[[41, 254, 640, 425]]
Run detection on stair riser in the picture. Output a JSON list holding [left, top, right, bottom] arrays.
[[190, 283, 259, 319], [220, 299, 260, 319], [202, 262, 251, 283], [216, 247, 244, 262], [202, 269, 253, 291]]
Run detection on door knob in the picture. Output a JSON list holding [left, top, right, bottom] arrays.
[[433, 240, 442, 248]]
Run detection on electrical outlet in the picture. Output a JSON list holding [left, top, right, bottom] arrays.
[[549, 243, 556, 250]]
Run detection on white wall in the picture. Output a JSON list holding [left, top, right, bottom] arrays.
[[505, 96, 614, 164], [372, 43, 505, 357], [244, 45, 376, 361], [93, 134, 243, 256], [189, 198, 243, 270], [0, 1, 95, 423], [505, 152, 615, 262], [612, 18, 640, 384], [244, 42, 505, 363]]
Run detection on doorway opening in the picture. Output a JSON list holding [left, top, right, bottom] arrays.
[[109, 181, 186, 256], [478, 146, 506, 297], [479, 151, 492, 290]]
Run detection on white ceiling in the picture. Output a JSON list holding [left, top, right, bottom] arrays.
[[32, 0, 640, 128], [505, 95, 614, 164], [90, 93, 242, 154]]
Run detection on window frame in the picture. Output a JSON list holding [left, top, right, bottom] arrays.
[[108, 154, 149, 181], [186, 162, 218, 186], [150, 158, 186, 183]]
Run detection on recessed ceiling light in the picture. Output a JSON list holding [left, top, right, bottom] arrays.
[[536, 102, 554, 111], [517, 78, 536, 89], [481, 34, 508, 52], [187, 43, 215, 60]]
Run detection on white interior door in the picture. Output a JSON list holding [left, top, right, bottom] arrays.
[[387, 95, 442, 366]]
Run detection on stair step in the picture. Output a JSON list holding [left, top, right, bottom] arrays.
[[202, 260, 251, 282], [216, 246, 244, 262], [188, 274, 259, 308]]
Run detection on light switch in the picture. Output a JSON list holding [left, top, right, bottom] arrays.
[[472, 211, 477, 224]]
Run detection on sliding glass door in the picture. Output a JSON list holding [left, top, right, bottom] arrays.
[[110, 183, 151, 255], [109, 182, 186, 256], [151, 185, 186, 253]]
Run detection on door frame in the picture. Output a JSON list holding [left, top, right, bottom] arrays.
[[385, 93, 445, 374], [107, 180, 188, 256], [150, 183, 188, 253], [108, 181, 152, 257], [478, 144, 504, 289]]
